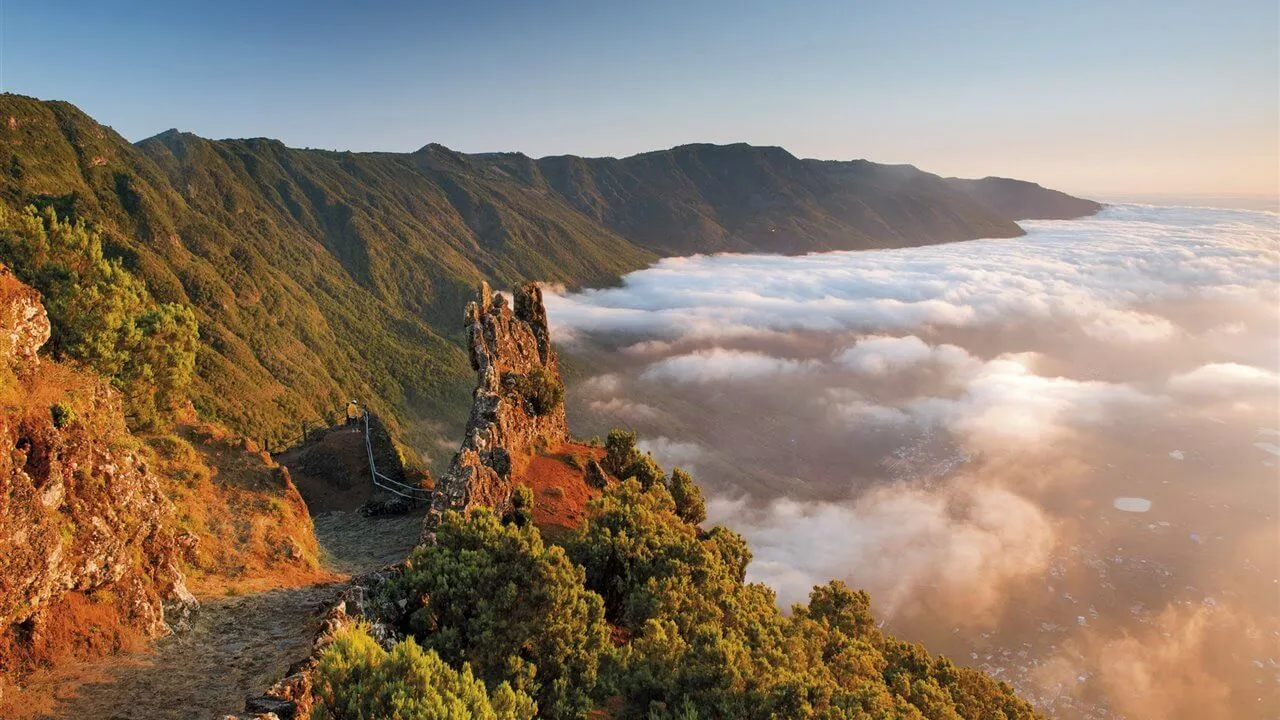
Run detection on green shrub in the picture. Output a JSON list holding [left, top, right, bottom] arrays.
[[390, 510, 610, 720], [0, 205, 197, 428], [603, 428, 664, 489], [568, 478, 1042, 720], [503, 484, 535, 528], [603, 428, 641, 477], [311, 624, 536, 720], [49, 401, 76, 429], [665, 468, 706, 525], [502, 368, 564, 417]]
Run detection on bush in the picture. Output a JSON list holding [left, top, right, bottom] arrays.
[[603, 429, 641, 477], [603, 428, 664, 490], [0, 205, 198, 428], [567, 477, 1043, 720], [390, 510, 610, 719], [503, 484, 534, 528], [665, 468, 706, 525], [312, 624, 536, 720], [49, 401, 77, 429], [503, 368, 564, 417]]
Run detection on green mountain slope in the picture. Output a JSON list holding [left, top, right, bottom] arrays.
[[0, 93, 1099, 457], [0, 95, 654, 457]]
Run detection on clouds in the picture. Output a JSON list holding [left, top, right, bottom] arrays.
[[1168, 362, 1280, 398], [552, 204, 1280, 719], [835, 335, 978, 375], [912, 353, 1161, 442], [826, 348, 1160, 443], [640, 348, 819, 384], [714, 478, 1055, 619], [544, 205, 1279, 344], [1083, 309, 1179, 343], [637, 436, 707, 473]]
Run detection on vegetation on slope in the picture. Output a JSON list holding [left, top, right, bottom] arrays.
[[312, 625, 536, 720], [0, 93, 1097, 463], [316, 431, 1041, 720], [492, 145, 1030, 255], [0, 94, 652, 457], [144, 423, 327, 596], [0, 205, 197, 428]]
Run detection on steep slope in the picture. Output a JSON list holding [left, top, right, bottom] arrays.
[[0, 95, 653, 455], [0, 265, 328, 712], [480, 145, 1033, 255], [0, 93, 1099, 457], [0, 265, 192, 688]]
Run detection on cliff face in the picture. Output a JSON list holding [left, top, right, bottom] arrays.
[[424, 282, 568, 535], [0, 266, 193, 680]]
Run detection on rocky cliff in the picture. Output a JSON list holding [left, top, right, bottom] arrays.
[[0, 266, 194, 683], [424, 282, 568, 536]]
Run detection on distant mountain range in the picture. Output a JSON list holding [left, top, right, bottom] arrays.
[[0, 94, 1100, 453]]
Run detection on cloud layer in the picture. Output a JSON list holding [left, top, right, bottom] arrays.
[[545, 205, 1279, 343], [551, 205, 1280, 720]]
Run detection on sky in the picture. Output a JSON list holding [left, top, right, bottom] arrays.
[[1, 0, 1275, 198]]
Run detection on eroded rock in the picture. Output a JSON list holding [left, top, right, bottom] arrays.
[[0, 265, 49, 372], [423, 282, 568, 538], [0, 265, 194, 679]]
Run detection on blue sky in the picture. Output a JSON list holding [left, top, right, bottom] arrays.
[[2, 0, 1275, 197]]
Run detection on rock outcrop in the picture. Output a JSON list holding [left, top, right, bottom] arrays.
[[424, 282, 568, 536], [0, 266, 49, 371], [0, 267, 194, 682]]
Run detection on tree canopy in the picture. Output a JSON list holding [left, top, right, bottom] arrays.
[[345, 432, 1042, 720], [391, 509, 610, 720]]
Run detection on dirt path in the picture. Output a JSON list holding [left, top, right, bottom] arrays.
[[29, 510, 424, 720]]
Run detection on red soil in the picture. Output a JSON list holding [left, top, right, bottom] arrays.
[[515, 443, 610, 539]]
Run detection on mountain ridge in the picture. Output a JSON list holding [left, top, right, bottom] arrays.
[[0, 93, 1100, 460]]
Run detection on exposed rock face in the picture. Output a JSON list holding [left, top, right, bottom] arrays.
[[0, 266, 193, 679], [424, 282, 568, 536], [0, 266, 49, 371]]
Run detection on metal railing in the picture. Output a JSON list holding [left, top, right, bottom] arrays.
[[362, 410, 431, 501]]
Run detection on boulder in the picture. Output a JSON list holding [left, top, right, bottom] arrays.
[[585, 459, 609, 490]]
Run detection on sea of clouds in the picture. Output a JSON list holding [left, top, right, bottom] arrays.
[[544, 204, 1280, 719]]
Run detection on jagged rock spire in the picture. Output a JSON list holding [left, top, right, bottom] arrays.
[[423, 282, 568, 538]]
